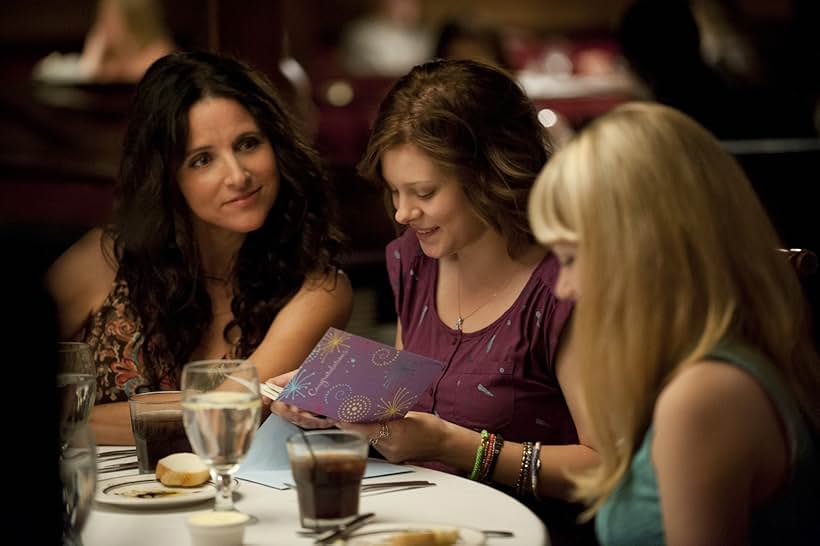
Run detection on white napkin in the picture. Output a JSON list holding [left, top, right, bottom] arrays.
[[236, 414, 412, 489]]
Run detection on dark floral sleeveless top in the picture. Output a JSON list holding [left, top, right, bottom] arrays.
[[83, 280, 177, 403]]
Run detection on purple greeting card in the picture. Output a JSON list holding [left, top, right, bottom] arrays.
[[277, 328, 443, 423]]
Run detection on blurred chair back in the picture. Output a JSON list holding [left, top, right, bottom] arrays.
[[781, 248, 819, 280], [780, 247, 820, 349]]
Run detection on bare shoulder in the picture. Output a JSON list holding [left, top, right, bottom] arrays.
[[301, 268, 352, 294], [279, 268, 353, 324], [295, 268, 354, 309], [47, 228, 116, 283], [652, 360, 790, 541], [653, 359, 786, 471], [655, 360, 773, 426], [46, 228, 118, 337]]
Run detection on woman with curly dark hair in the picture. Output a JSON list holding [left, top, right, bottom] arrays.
[[46, 51, 352, 444]]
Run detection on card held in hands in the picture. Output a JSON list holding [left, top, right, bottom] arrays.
[[277, 328, 443, 423]]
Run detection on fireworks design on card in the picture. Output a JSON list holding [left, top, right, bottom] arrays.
[[382, 361, 416, 390], [284, 327, 443, 423], [374, 387, 418, 421], [315, 329, 352, 362], [279, 370, 315, 400], [324, 384, 353, 404], [372, 346, 399, 367], [337, 394, 371, 421]]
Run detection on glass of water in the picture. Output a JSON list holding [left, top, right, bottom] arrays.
[[57, 342, 96, 450], [181, 359, 261, 512], [61, 423, 97, 546]]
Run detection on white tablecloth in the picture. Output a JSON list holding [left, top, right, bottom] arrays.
[[85, 447, 548, 545]]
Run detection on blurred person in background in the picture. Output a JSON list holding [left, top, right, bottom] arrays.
[[80, 0, 176, 83], [33, 0, 175, 84], [618, 0, 816, 139], [341, 0, 435, 77], [46, 51, 352, 445], [434, 18, 509, 69]]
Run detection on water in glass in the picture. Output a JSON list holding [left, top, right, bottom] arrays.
[[181, 359, 261, 513]]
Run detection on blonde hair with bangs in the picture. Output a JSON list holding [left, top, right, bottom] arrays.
[[529, 102, 820, 518]]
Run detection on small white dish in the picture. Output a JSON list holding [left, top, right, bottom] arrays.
[[187, 510, 250, 546]]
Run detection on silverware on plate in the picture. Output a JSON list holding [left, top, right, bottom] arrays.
[[97, 453, 136, 463], [310, 512, 376, 544], [97, 449, 137, 459], [97, 461, 139, 474]]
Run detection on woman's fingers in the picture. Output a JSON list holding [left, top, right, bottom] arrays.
[[269, 400, 336, 429]]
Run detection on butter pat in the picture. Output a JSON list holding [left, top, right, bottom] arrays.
[[187, 511, 250, 546]]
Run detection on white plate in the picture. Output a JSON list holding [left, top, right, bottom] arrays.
[[346, 522, 486, 545], [95, 475, 237, 509]]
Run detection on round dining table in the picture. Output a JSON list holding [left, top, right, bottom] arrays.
[[85, 447, 549, 545]]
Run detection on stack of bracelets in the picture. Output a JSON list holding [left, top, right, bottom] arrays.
[[468, 430, 504, 482], [469, 430, 542, 499]]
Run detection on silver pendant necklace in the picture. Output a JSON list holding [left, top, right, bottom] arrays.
[[454, 264, 513, 331]]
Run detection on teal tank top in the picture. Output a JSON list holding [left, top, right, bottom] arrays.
[[595, 342, 820, 545]]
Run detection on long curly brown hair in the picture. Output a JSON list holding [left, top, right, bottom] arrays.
[[107, 51, 344, 386]]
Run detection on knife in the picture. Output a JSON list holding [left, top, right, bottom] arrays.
[[313, 512, 376, 544]]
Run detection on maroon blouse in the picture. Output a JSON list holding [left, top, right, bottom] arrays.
[[386, 229, 578, 465]]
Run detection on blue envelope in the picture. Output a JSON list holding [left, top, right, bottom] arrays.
[[236, 413, 413, 490]]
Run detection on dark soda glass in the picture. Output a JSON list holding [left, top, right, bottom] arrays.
[[292, 452, 367, 526], [132, 409, 192, 473]]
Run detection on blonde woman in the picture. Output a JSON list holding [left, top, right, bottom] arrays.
[[528, 102, 820, 545]]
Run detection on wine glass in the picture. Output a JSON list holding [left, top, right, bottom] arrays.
[[61, 423, 97, 546], [181, 359, 261, 512], [57, 342, 96, 451]]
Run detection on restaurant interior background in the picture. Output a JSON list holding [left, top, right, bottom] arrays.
[[1, 0, 819, 344]]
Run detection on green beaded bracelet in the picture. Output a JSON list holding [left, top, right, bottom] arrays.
[[469, 430, 490, 480]]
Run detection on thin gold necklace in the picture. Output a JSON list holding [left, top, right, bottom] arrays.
[[454, 265, 514, 331]]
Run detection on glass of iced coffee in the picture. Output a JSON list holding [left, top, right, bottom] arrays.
[[287, 430, 369, 530]]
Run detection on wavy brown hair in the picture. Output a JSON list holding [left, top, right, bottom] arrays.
[[357, 59, 551, 259], [106, 51, 344, 386]]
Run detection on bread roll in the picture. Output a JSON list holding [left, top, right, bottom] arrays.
[[389, 528, 459, 546], [155, 452, 210, 487], [389, 531, 436, 546]]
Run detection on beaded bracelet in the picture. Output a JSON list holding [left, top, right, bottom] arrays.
[[530, 441, 542, 499], [469, 430, 490, 481], [483, 434, 504, 483], [478, 433, 496, 480], [515, 442, 533, 496], [478, 433, 500, 481]]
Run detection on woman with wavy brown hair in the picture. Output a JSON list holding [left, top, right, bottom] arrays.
[[46, 51, 352, 444], [529, 102, 820, 545], [271, 59, 599, 546]]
